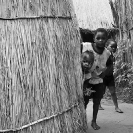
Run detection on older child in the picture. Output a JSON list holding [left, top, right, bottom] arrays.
[[81, 28, 111, 130], [99, 39, 123, 113]]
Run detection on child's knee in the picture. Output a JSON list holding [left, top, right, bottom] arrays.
[[109, 86, 115, 94], [111, 92, 116, 97], [84, 95, 90, 108], [93, 98, 101, 105]]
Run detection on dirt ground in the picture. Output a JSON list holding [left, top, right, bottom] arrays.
[[86, 99, 133, 133]]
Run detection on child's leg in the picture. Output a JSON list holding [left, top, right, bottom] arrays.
[[99, 85, 106, 110], [91, 83, 104, 130], [84, 95, 90, 109], [92, 98, 101, 122], [91, 98, 101, 130], [108, 86, 118, 107], [108, 85, 123, 113], [83, 80, 91, 109]]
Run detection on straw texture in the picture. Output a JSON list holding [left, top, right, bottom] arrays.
[[0, 0, 73, 18], [73, 0, 114, 30], [0, 0, 87, 132], [110, 0, 133, 63]]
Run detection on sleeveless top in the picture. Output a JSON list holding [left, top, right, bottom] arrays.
[[82, 42, 111, 84]]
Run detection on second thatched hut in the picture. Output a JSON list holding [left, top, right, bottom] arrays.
[[73, 0, 118, 42], [109, 0, 133, 64]]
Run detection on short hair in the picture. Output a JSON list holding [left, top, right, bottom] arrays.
[[94, 28, 108, 38], [82, 50, 94, 62], [106, 39, 117, 47]]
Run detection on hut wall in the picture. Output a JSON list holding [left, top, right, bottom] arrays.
[[110, 0, 133, 64], [0, 0, 87, 133], [73, 0, 114, 30]]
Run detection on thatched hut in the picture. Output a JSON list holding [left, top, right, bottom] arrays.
[[73, 0, 119, 42], [0, 1, 87, 133], [108, 0, 133, 102], [109, 0, 133, 64]]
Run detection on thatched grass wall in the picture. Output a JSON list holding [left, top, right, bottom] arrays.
[[73, 0, 114, 30], [72, 0, 118, 43], [0, 0, 87, 133], [110, 0, 133, 64], [109, 0, 133, 103]]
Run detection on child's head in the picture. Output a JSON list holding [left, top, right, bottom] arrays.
[[81, 50, 94, 73], [106, 39, 117, 53], [94, 28, 108, 48]]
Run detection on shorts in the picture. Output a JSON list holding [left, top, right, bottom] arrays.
[[83, 79, 105, 108], [103, 75, 115, 94], [103, 75, 115, 87], [83, 79, 105, 99]]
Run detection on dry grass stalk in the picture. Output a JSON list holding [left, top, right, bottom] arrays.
[[111, 0, 133, 63], [0, 0, 87, 133], [72, 0, 114, 30]]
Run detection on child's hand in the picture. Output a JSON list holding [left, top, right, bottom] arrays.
[[91, 72, 96, 76], [84, 87, 96, 96], [99, 71, 106, 78]]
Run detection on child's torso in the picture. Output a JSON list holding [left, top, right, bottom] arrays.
[[82, 42, 111, 84]]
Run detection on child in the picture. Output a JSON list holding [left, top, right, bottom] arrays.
[[81, 50, 96, 97], [81, 50, 94, 75], [81, 28, 111, 130], [99, 39, 123, 113]]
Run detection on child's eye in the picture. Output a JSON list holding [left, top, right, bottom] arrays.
[[82, 61, 88, 64], [96, 37, 101, 40], [83, 60, 87, 62], [96, 37, 105, 40], [111, 46, 117, 49]]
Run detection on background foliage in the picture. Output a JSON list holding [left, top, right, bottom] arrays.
[[105, 40, 133, 103]]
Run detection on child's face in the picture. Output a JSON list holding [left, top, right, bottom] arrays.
[[81, 55, 93, 72], [82, 59, 92, 70], [107, 42, 117, 53], [94, 32, 107, 48]]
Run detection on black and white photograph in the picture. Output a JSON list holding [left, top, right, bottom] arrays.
[[0, 0, 132, 133]]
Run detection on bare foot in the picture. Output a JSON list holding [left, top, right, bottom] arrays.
[[115, 108, 123, 113], [91, 121, 100, 130]]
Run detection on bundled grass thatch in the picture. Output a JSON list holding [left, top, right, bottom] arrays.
[[73, 0, 114, 30], [0, 0, 87, 133], [72, 0, 119, 42], [110, 0, 133, 63], [107, 0, 133, 103]]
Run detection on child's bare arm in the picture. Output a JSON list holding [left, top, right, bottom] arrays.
[[100, 54, 114, 78], [99, 64, 113, 78]]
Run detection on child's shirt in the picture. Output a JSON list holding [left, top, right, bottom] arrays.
[[82, 42, 111, 84], [105, 52, 115, 76]]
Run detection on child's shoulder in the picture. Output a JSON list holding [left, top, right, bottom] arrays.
[[82, 42, 93, 52]]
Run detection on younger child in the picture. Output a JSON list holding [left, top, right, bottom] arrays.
[[99, 39, 123, 113], [81, 28, 111, 130], [81, 50, 96, 97], [81, 50, 94, 75]]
